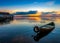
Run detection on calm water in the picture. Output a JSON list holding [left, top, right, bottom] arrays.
[[0, 17, 60, 43]]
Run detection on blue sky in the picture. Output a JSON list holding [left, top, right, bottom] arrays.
[[0, 0, 60, 12]]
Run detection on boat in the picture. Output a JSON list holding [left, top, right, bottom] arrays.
[[33, 22, 55, 41], [34, 22, 55, 33]]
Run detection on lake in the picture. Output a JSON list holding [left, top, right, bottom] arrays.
[[0, 17, 60, 43]]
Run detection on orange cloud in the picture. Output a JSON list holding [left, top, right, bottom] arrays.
[[28, 12, 41, 17], [27, 12, 42, 21], [56, 11, 60, 14]]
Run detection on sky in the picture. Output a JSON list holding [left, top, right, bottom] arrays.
[[0, 0, 60, 12]]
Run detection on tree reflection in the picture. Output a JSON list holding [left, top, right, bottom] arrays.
[[0, 19, 13, 25]]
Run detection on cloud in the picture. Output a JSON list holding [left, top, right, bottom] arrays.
[[32, 1, 55, 6], [45, 1, 55, 6], [41, 11, 59, 17], [42, 11, 56, 14], [14, 11, 37, 15]]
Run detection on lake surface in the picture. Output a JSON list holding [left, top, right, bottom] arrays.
[[0, 17, 60, 43]]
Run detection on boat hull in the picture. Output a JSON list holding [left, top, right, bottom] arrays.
[[33, 22, 55, 41], [34, 22, 55, 33]]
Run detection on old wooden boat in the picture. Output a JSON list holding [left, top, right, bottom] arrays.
[[34, 22, 55, 33], [33, 22, 55, 41]]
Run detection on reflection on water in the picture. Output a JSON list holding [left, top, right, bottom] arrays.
[[14, 16, 60, 23], [0, 19, 13, 25], [33, 22, 55, 41], [0, 17, 60, 43]]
